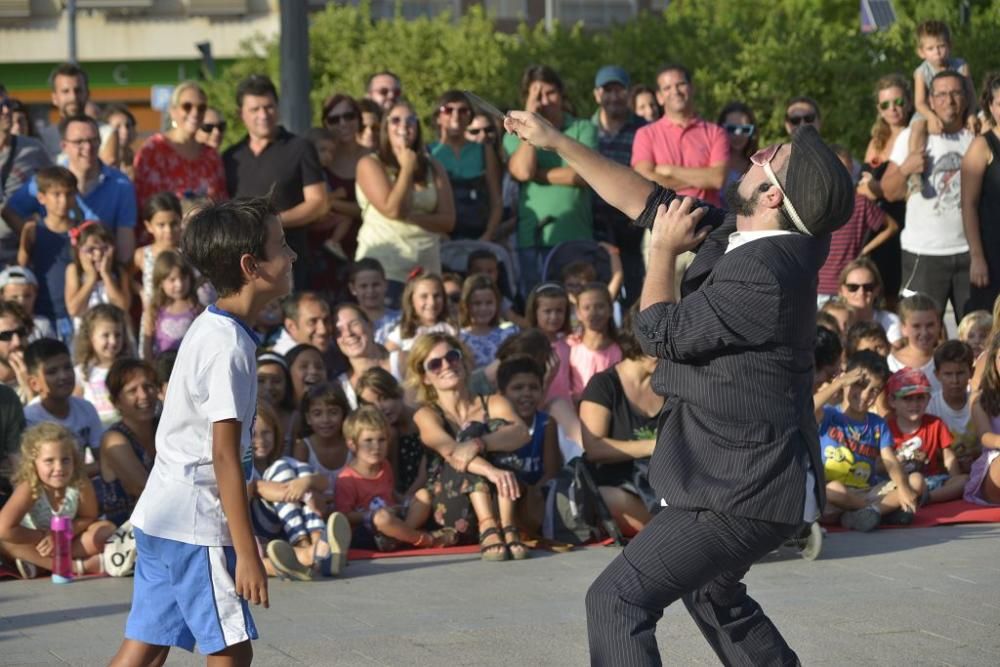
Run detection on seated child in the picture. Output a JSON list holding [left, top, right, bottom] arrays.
[[458, 274, 517, 369], [886, 369, 968, 504], [819, 299, 856, 342], [348, 258, 400, 345], [355, 366, 426, 498], [74, 304, 130, 428], [965, 332, 1000, 506], [493, 355, 561, 535], [567, 284, 622, 403], [291, 383, 351, 512], [247, 401, 347, 581], [334, 406, 457, 552], [0, 266, 54, 340], [845, 320, 891, 358], [889, 293, 942, 393], [814, 325, 843, 392], [466, 249, 527, 329], [956, 309, 991, 360], [22, 338, 103, 476], [928, 341, 979, 473], [0, 423, 117, 578], [814, 350, 926, 531]]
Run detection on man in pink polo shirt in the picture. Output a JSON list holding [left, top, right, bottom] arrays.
[[631, 64, 729, 206]]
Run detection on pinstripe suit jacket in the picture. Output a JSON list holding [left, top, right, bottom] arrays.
[[633, 186, 827, 526]]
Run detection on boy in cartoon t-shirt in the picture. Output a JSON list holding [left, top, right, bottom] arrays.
[[887, 367, 969, 504], [813, 351, 926, 531]]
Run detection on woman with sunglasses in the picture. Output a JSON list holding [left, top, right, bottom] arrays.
[[194, 107, 226, 151], [409, 333, 531, 560], [355, 101, 455, 307], [318, 93, 368, 261], [716, 101, 758, 208], [860, 74, 913, 311], [133, 81, 227, 214], [429, 91, 502, 241], [837, 257, 902, 345]]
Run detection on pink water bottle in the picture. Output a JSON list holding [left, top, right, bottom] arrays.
[[50, 516, 73, 584]]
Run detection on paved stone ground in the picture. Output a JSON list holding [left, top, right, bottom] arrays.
[[2, 523, 999, 666]]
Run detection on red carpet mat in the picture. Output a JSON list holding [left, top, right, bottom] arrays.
[[346, 537, 614, 561], [824, 499, 1000, 532]]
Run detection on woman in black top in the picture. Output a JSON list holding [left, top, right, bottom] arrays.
[[579, 327, 662, 535], [962, 73, 1000, 312]]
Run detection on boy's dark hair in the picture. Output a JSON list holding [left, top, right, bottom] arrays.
[[348, 257, 386, 282], [845, 349, 890, 383], [498, 354, 544, 392], [520, 65, 564, 101], [845, 321, 890, 357], [107, 358, 157, 403], [357, 98, 383, 119], [815, 325, 842, 370], [934, 339, 974, 370], [236, 74, 279, 109], [58, 113, 98, 140], [181, 197, 275, 298], [466, 249, 498, 273], [496, 328, 551, 368], [155, 349, 178, 386], [35, 166, 77, 194], [24, 338, 70, 375], [930, 69, 966, 94], [49, 62, 88, 90], [917, 19, 951, 43]]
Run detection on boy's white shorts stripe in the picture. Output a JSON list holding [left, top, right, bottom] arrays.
[[208, 545, 252, 649]]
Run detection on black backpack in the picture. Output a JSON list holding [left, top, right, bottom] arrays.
[[543, 457, 625, 546]]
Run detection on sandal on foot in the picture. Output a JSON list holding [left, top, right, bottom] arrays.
[[15, 558, 37, 580], [266, 540, 314, 581], [479, 526, 509, 562], [326, 512, 352, 576], [502, 525, 529, 560]]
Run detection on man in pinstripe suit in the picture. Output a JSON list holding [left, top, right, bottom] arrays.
[[504, 112, 854, 666]]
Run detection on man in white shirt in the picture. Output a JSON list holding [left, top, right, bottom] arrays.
[[883, 71, 974, 318]]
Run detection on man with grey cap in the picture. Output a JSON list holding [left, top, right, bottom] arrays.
[[504, 110, 853, 665], [592, 65, 647, 305]]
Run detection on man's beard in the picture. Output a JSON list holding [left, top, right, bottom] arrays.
[[723, 179, 761, 216]]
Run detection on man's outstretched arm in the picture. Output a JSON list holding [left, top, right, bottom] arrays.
[[504, 111, 653, 221]]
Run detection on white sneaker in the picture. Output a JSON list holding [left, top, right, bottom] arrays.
[[326, 512, 352, 575]]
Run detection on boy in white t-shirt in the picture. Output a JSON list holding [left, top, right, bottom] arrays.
[[22, 338, 102, 473], [110, 198, 296, 665], [928, 340, 980, 472]]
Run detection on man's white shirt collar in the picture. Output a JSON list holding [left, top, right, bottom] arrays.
[[725, 230, 794, 254]]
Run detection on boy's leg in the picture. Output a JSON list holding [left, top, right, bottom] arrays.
[[108, 639, 170, 667], [823, 481, 868, 512], [404, 489, 432, 529], [928, 473, 969, 504], [371, 507, 424, 546], [879, 473, 926, 513], [206, 640, 252, 667]]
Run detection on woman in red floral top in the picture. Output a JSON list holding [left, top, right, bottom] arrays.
[[132, 81, 228, 215]]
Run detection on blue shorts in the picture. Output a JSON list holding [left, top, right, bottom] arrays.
[[125, 528, 258, 654], [925, 473, 951, 493]]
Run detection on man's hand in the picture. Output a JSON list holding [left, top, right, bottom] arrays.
[[235, 553, 269, 608], [504, 111, 562, 152], [524, 82, 544, 114], [649, 197, 709, 255]]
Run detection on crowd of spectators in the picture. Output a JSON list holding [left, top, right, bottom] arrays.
[[1, 16, 1000, 581]]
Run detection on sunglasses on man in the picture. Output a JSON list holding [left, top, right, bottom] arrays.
[[466, 127, 496, 137], [0, 326, 28, 342]]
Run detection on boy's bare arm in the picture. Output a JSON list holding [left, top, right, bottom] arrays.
[[213, 419, 268, 608], [913, 70, 935, 120], [880, 448, 918, 511]]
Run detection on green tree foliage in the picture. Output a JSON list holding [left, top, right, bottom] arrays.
[[206, 0, 1000, 155]]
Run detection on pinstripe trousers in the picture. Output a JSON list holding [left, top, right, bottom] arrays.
[[585, 506, 801, 666]]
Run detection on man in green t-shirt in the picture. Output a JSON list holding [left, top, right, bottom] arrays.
[[504, 65, 598, 294]]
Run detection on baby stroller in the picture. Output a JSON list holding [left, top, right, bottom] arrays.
[[542, 239, 613, 285], [440, 239, 520, 301]]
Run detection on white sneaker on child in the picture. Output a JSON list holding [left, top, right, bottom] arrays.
[[266, 540, 314, 582], [326, 512, 352, 576], [840, 505, 881, 532]]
